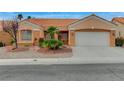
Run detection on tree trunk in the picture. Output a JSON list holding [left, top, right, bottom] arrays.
[[51, 33, 54, 39], [15, 38, 18, 49]]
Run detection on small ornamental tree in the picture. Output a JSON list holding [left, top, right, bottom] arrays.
[[2, 18, 19, 49], [39, 26, 63, 50], [46, 26, 59, 39]]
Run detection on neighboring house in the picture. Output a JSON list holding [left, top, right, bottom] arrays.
[[112, 17, 124, 38], [0, 21, 11, 45], [0, 14, 117, 47]]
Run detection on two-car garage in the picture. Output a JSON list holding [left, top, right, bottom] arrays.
[[75, 31, 110, 47], [68, 14, 116, 47]]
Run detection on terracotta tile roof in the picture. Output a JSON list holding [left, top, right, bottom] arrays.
[[112, 17, 124, 24], [25, 18, 78, 27]]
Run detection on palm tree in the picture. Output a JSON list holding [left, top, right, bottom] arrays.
[[17, 14, 23, 21], [46, 26, 59, 39], [27, 16, 31, 19]]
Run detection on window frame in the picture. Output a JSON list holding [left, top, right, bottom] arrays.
[[21, 30, 32, 41]]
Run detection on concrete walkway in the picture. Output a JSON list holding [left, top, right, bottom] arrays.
[[0, 47, 124, 65]]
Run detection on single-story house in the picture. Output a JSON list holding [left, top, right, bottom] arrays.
[[0, 14, 117, 47], [112, 17, 124, 38], [0, 21, 11, 45], [18, 18, 78, 46]]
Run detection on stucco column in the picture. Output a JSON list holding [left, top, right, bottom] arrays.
[[54, 33, 58, 40], [69, 30, 75, 46], [40, 30, 44, 38], [110, 30, 115, 47]]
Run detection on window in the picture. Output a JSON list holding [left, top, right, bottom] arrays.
[[59, 32, 68, 40], [21, 30, 32, 41]]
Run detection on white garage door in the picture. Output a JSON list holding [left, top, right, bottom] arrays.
[[75, 32, 109, 46]]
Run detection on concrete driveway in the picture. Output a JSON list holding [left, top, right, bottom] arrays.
[[0, 46, 124, 65], [73, 47, 124, 57]]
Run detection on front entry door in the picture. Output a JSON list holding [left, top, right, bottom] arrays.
[[59, 32, 68, 45]]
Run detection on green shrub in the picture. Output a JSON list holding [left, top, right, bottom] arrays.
[[48, 39, 58, 49], [55, 40, 63, 49], [39, 39, 63, 49], [39, 38, 44, 47], [42, 40, 49, 48], [48, 39, 63, 50], [115, 38, 124, 47], [0, 41, 4, 47]]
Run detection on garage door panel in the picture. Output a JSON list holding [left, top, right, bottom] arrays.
[[76, 32, 109, 46]]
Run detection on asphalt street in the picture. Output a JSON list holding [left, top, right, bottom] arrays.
[[0, 63, 124, 81]]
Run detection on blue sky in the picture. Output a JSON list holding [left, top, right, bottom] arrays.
[[1, 12, 124, 21]]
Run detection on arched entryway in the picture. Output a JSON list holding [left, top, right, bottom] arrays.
[[58, 31, 68, 45]]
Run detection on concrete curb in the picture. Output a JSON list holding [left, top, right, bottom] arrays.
[[0, 57, 124, 65]]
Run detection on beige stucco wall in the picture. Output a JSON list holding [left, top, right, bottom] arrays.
[[110, 30, 115, 47], [68, 31, 75, 46], [19, 21, 43, 30], [68, 16, 116, 31], [33, 31, 44, 45], [0, 31, 11, 45]]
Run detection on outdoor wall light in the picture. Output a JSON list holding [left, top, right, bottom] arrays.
[[113, 33, 115, 36], [91, 26, 94, 29]]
